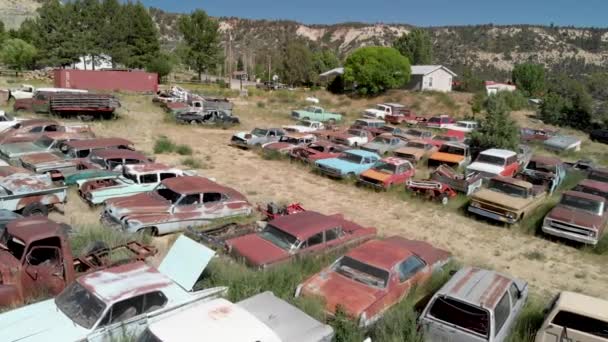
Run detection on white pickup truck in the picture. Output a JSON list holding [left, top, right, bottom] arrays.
[[363, 103, 406, 119], [283, 120, 325, 133], [9, 84, 87, 100]]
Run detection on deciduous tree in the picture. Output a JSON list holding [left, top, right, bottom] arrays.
[[344, 46, 411, 95], [470, 94, 520, 150], [178, 9, 221, 81], [512, 63, 545, 97], [393, 28, 433, 65], [0, 38, 37, 75]]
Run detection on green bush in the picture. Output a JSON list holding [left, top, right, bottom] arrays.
[[256, 101, 265, 108], [176, 144, 193, 156], [182, 157, 202, 168], [69, 225, 150, 256], [153, 136, 176, 154], [507, 299, 547, 342]]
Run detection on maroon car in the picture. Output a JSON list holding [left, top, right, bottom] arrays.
[[227, 211, 377, 269], [296, 237, 451, 326], [0, 119, 91, 144], [289, 141, 346, 164]]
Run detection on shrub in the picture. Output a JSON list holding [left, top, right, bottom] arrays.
[[153, 136, 176, 154], [182, 157, 202, 168], [344, 46, 411, 95], [175, 144, 193, 155], [256, 101, 265, 108], [507, 299, 547, 342], [69, 224, 150, 256]]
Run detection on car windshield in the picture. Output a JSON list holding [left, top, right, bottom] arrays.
[[251, 128, 268, 136], [406, 130, 423, 137], [457, 122, 471, 128], [372, 136, 391, 144], [406, 142, 426, 149], [34, 136, 55, 148], [428, 296, 489, 338], [154, 186, 182, 204], [259, 224, 299, 251], [334, 256, 389, 288], [560, 194, 603, 215], [279, 136, 299, 144], [438, 145, 465, 155], [297, 121, 312, 127], [56, 282, 106, 329], [476, 154, 506, 166], [589, 171, 608, 183], [373, 162, 397, 174], [339, 152, 363, 164], [488, 179, 528, 198]]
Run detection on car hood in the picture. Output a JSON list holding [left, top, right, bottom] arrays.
[[0, 142, 40, 157], [429, 152, 465, 163], [228, 234, 289, 267], [0, 299, 88, 341], [105, 192, 171, 218], [302, 271, 383, 317], [19, 152, 64, 166], [360, 169, 392, 183], [395, 147, 424, 158], [547, 205, 603, 229], [263, 142, 294, 151], [316, 158, 357, 172], [361, 142, 387, 151], [467, 162, 504, 176], [472, 189, 531, 211]]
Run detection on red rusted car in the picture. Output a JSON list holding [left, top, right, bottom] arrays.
[[295, 236, 451, 327], [289, 141, 346, 164], [427, 132, 464, 148], [0, 119, 91, 144], [226, 211, 376, 269], [358, 157, 415, 189]]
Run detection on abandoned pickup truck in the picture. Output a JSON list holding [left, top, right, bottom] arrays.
[[358, 157, 415, 189], [289, 141, 346, 164], [425, 115, 455, 129], [0, 217, 156, 307], [79, 163, 194, 205], [542, 190, 607, 245], [329, 128, 373, 147], [420, 266, 529, 342], [0, 111, 24, 133], [466, 148, 520, 179], [393, 140, 438, 164], [468, 176, 546, 224], [430, 165, 484, 195], [315, 149, 380, 179], [230, 127, 285, 148], [0, 166, 67, 216], [282, 120, 325, 133], [291, 106, 342, 123], [0, 235, 227, 342], [227, 211, 376, 269], [427, 142, 472, 169], [517, 156, 566, 194], [363, 103, 407, 120], [14, 92, 121, 120], [0, 132, 94, 165], [296, 236, 451, 327], [261, 133, 316, 155], [140, 291, 334, 342], [102, 176, 253, 235], [360, 133, 407, 155]]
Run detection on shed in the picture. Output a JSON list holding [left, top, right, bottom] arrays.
[[407, 65, 457, 92]]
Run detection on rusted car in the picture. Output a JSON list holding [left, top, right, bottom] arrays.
[[63, 149, 154, 186], [358, 157, 415, 189], [0, 217, 156, 307], [468, 176, 546, 224], [226, 211, 377, 269], [420, 266, 529, 342], [542, 189, 607, 245], [329, 128, 373, 147], [517, 156, 566, 194], [520, 127, 558, 142], [427, 133, 462, 148], [0, 235, 226, 341], [0, 131, 94, 165], [588, 167, 608, 184], [0, 119, 91, 144], [573, 179, 608, 200], [425, 115, 455, 129], [427, 142, 472, 169], [261, 132, 316, 154], [102, 176, 253, 235], [296, 236, 451, 327], [394, 140, 438, 164], [289, 141, 346, 164], [19, 137, 134, 179], [401, 128, 433, 141], [431, 164, 484, 195], [467, 148, 520, 179], [350, 118, 387, 136], [0, 166, 67, 216], [230, 127, 285, 149], [360, 133, 407, 155]]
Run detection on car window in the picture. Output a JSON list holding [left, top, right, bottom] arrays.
[[429, 296, 490, 337], [143, 292, 168, 313], [178, 194, 200, 206], [363, 157, 371, 164], [305, 232, 324, 248], [203, 192, 222, 203], [494, 292, 511, 336], [398, 255, 426, 282], [125, 158, 143, 165], [29, 126, 43, 133], [140, 174, 158, 184], [552, 311, 608, 338], [44, 125, 58, 132], [106, 159, 122, 169], [26, 246, 61, 266], [106, 295, 144, 325], [159, 173, 176, 181], [325, 227, 343, 241]]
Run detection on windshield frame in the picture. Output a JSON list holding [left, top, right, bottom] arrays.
[[488, 179, 528, 198], [251, 128, 268, 136], [476, 154, 506, 166], [338, 152, 363, 164], [332, 256, 390, 289], [560, 194, 604, 216], [373, 162, 397, 174], [258, 224, 300, 252], [34, 136, 56, 149], [55, 282, 107, 330]]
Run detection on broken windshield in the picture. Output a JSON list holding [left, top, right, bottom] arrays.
[[560, 194, 603, 215], [488, 179, 528, 198], [259, 224, 299, 251], [56, 282, 106, 329], [334, 256, 389, 288]]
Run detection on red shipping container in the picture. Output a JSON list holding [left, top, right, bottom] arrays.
[[54, 69, 158, 93]]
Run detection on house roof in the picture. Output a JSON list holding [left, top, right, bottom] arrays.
[[270, 211, 346, 240], [411, 65, 457, 77]]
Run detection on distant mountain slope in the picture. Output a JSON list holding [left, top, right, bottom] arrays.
[[0, 0, 42, 29]]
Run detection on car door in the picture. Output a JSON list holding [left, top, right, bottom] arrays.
[[167, 193, 201, 234], [200, 192, 225, 219], [392, 255, 427, 304], [22, 245, 66, 298], [87, 294, 147, 342]]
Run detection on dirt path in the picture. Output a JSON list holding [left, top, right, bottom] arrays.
[[54, 95, 608, 300]]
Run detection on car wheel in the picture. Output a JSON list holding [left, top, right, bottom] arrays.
[[190, 120, 198, 125], [328, 119, 336, 125], [22, 203, 48, 217], [440, 193, 449, 206]]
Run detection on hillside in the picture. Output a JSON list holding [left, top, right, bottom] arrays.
[[3, 1, 608, 79]]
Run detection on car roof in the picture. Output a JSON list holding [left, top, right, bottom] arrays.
[[555, 292, 608, 321], [345, 238, 414, 270], [124, 163, 175, 174], [270, 211, 345, 240], [436, 266, 518, 309], [0, 166, 31, 177], [491, 176, 533, 189], [563, 190, 605, 203], [90, 148, 148, 161], [78, 261, 175, 304], [66, 137, 133, 150], [576, 179, 608, 193], [480, 149, 516, 158], [344, 149, 379, 158], [162, 176, 235, 195], [379, 157, 411, 166], [6, 217, 67, 245]]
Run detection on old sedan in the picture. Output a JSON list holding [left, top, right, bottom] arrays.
[[296, 237, 451, 327]]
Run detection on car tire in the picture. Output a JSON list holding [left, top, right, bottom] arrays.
[[21, 203, 48, 217], [328, 119, 336, 125], [138, 227, 158, 237], [190, 120, 198, 125]]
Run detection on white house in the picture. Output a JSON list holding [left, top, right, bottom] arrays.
[[407, 65, 457, 92], [485, 81, 517, 95]]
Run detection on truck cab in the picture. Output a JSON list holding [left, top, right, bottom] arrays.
[[467, 149, 519, 179]]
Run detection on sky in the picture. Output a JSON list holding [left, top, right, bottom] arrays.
[[140, 0, 608, 27]]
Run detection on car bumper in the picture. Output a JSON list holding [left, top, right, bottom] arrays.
[[468, 206, 518, 224], [316, 167, 345, 178], [542, 224, 598, 245], [229, 140, 251, 149], [357, 178, 388, 189]]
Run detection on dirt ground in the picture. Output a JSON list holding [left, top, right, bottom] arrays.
[[20, 88, 604, 302]]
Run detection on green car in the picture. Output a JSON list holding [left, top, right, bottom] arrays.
[[63, 169, 120, 186], [291, 106, 342, 123]]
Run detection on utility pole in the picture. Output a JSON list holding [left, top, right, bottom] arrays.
[[268, 55, 271, 84]]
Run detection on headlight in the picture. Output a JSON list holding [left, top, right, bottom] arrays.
[[470, 201, 481, 208], [589, 230, 597, 238], [505, 212, 516, 219], [294, 284, 303, 298]]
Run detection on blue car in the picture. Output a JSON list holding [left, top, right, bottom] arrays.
[[315, 149, 380, 179]]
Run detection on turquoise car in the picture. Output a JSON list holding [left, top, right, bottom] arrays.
[[315, 149, 380, 178], [63, 169, 119, 186], [291, 106, 342, 123]]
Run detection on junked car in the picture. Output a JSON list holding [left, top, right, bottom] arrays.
[[227, 211, 376, 269], [0, 119, 90, 145], [0, 132, 94, 165], [262, 133, 316, 155], [289, 141, 346, 164], [175, 109, 239, 125], [445, 120, 478, 133], [360, 134, 407, 155], [520, 127, 558, 142], [282, 120, 325, 133], [588, 167, 608, 184], [291, 106, 342, 123], [139, 291, 334, 342], [468, 176, 546, 224], [542, 190, 607, 245], [573, 179, 608, 201], [79, 163, 195, 205], [517, 156, 565, 194], [72, 149, 154, 183], [0, 235, 227, 342], [544, 135, 582, 152], [230, 127, 285, 149], [401, 128, 433, 141], [315, 149, 380, 179], [362, 103, 406, 119], [0, 111, 24, 133], [0, 166, 67, 216], [427, 133, 462, 148], [350, 118, 386, 135], [358, 157, 415, 189], [101, 176, 253, 235], [466, 148, 520, 179], [420, 266, 529, 342], [427, 142, 472, 169], [329, 128, 373, 147], [393, 140, 438, 164], [296, 237, 451, 327], [425, 115, 455, 129]]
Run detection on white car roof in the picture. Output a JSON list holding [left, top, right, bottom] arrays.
[[147, 298, 281, 342], [457, 120, 477, 125], [480, 148, 516, 158]]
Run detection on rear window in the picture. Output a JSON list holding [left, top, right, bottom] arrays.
[[428, 296, 490, 338], [552, 311, 608, 339]]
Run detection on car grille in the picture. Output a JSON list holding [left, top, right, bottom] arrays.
[[318, 164, 341, 176], [548, 220, 595, 238], [231, 136, 245, 143], [476, 202, 508, 216], [361, 176, 383, 185]]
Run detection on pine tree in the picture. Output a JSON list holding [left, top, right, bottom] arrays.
[[393, 29, 433, 65]]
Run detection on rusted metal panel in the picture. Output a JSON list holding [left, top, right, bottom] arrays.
[[65, 138, 133, 150], [441, 267, 514, 309], [54, 69, 158, 93]]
